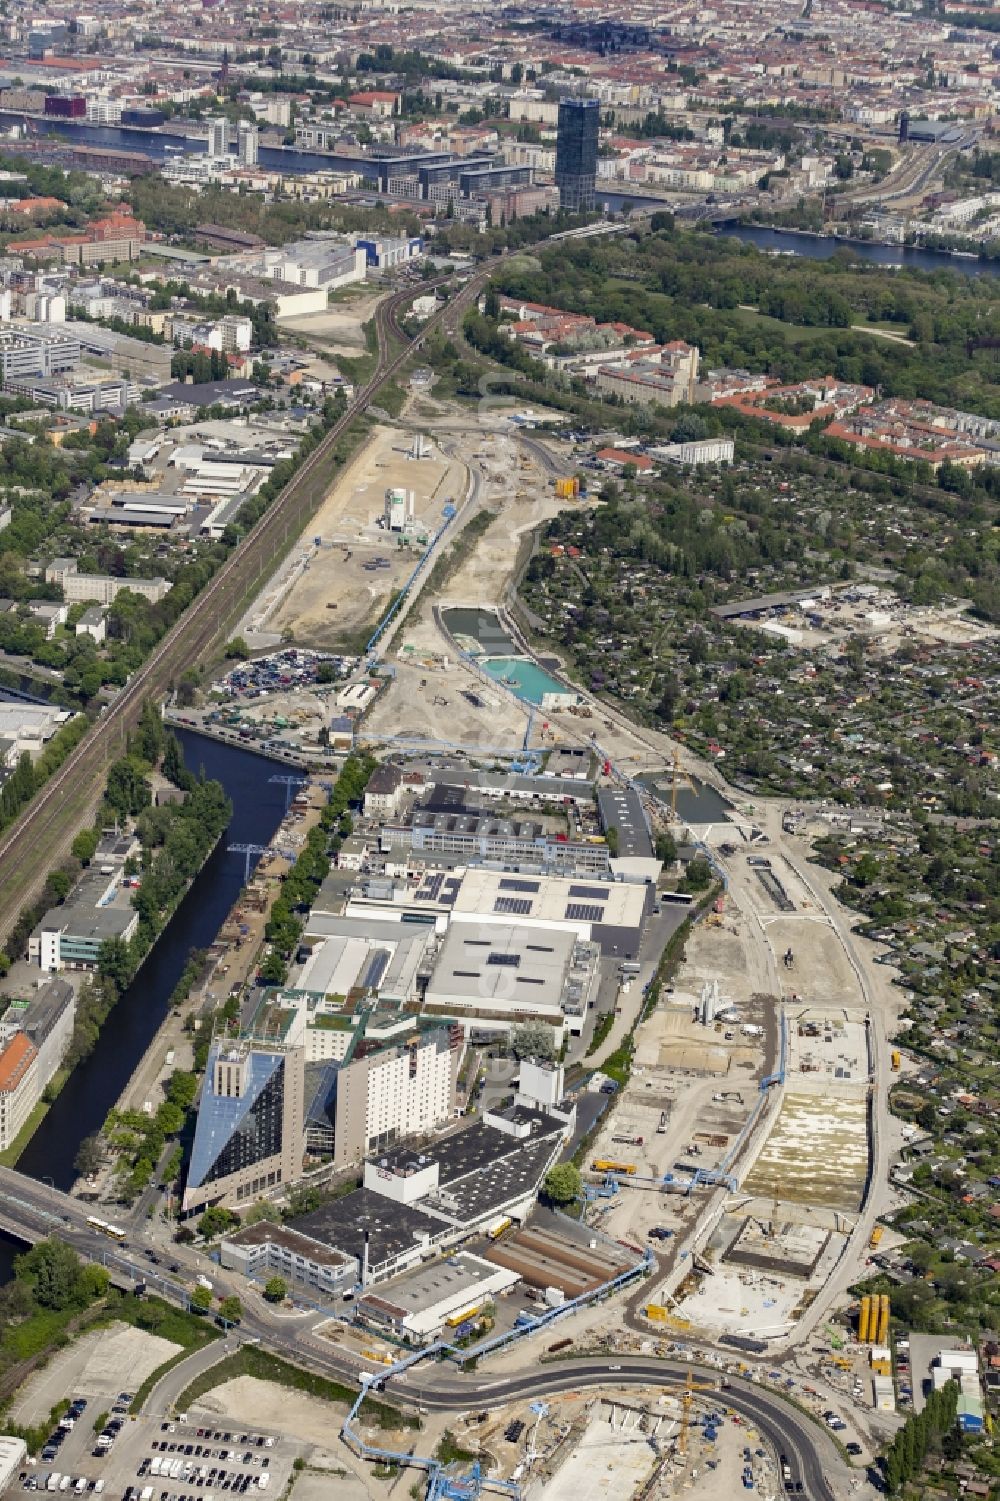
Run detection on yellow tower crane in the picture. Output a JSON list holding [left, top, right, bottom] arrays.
[[677, 1371, 718, 1457], [670, 745, 697, 820]]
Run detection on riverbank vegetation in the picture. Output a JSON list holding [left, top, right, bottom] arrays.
[[261, 750, 376, 984]]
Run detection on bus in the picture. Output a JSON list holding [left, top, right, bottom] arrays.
[[86, 1216, 126, 1241]]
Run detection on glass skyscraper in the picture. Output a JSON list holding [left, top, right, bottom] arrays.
[[555, 99, 600, 213]]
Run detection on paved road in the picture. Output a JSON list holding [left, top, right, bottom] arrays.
[[0, 1169, 848, 1499], [404, 1358, 846, 1501]]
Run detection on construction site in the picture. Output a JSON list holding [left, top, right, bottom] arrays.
[[240, 423, 466, 654]]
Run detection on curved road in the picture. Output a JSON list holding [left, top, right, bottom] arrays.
[[407, 1360, 843, 1500], [0, 1169, 846, 1500]]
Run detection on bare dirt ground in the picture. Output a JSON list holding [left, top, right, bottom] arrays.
[[267, 424, 464, 652], [276, 290, 383, 355]]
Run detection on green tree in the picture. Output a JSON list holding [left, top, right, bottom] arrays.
[[197, 1205, 240, 1240], [511, 1020, 556, 1060], [680, 855, 713, 892], [15, 1239, 85, 1310], [190, 1283, 212, 1313], [74, 1134, 103, 1177], [654, 831, 678, 865], [543, 1163, 582, 1205], [218, 1295, 242, 1325], [71, 828, 100, 865], [263, 1276, 287, 1304]]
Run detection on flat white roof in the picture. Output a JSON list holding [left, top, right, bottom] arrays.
[[426, 921, 574, 1017]]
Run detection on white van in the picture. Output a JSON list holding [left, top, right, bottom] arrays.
[[94, 1483, 106, 1495], [75, 1479, 87, 1493], [257, 1477, 269, 1492], [59, 1478, 72, 1492], [46, 1475, 61, 1492]]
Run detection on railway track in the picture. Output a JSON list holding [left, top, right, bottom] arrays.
[[0, 268, 493, 938]]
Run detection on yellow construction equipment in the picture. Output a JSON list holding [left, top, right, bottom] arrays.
[[645, 1306, 692, 1330], [670, 745, 697, 819], [858, 1296, 871, 1343], [591, 1159, 637, 1175], [678, 1371, 717, 1457], [831, 1356, 853, 1371], [878, 1294, 891, 1345], [891, 1049, 901, 1071], [869, 1225, 884, 1251], [554, 476, 580, 499]]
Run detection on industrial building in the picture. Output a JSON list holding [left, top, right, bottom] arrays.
[[484, 1222, 633, 1299], [356, 1251, 519, 1345], [423, 922, 599, 1032], [345, 866, 650, 958], [377, 780, 612, 876], [220, 1104, 566, 1289], [219, 1220, 357, 1299]]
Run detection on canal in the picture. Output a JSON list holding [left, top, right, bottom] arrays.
[[13, 731, 286, 1192]]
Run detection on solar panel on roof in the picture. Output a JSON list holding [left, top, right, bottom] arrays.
[[568, 883, 610, 899], [565, 902, 605, 922], [494, 896, 532, 916], [487, 952, 521, 968], [498, 877, 540, 893]]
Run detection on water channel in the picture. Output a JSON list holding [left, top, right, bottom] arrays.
[[13, 731, 286, 1193], [715, 222, 1000, 278], [9, 116, 1000, 280]]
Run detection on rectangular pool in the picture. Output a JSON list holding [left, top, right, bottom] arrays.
[[482, 656, 569, 705]]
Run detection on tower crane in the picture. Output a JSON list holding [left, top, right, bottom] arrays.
[[677, 1371, 718, 1457]]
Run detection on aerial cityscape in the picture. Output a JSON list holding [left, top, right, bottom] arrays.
[[0, 1, 996, 1500]]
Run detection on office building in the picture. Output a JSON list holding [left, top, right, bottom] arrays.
[[0, 327, 80, 384], [0, 977, 75, 1094], [207, 117, 229, 160], [32, 867, 140, 972], [181, 1007, 306, 1217], [555, 99, 599, 213], [237, 122, 259, 167]]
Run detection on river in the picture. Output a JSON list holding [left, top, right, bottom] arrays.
[[715, 222, 1000, 279], [11, 116, 1000, 281], [13, 730, 286, 1192], [0, 114, 378, 178]]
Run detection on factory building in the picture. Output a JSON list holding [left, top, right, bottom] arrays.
[[356, 1251, 519, 1346]]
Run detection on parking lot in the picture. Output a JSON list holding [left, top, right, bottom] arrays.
[[19, 1407, 304, 1501]]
